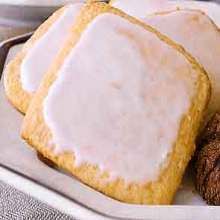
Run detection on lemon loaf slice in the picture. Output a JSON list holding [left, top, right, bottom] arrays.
[[110, 0, 220, 26], [4, 3, 83, 113], [111, 1, 220, 120], [142, 9, 220, 120], [21, 2, 210, 204]]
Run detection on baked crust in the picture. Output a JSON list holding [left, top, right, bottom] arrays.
[[21, 2, 211, 204]]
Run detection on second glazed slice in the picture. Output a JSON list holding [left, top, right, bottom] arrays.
[[4, 3, 83, 113], [22, 3, 210, 204]]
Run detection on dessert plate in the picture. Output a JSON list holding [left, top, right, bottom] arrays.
[[0, 33, 219, 220]]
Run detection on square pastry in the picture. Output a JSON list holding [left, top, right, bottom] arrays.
[[21, 2, 210, 204]]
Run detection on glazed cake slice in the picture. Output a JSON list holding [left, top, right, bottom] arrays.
[[110, 0, 220, 26], [142, 9, 220, 120], [21, 2, 210, 204], [111, 0, 220, 120], [4, 3, 83, 113]]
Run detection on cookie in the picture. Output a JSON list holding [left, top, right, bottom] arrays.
[[21, 2, 210, 204]]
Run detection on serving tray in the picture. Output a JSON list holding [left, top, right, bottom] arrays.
[[0, 33, 219, 220]]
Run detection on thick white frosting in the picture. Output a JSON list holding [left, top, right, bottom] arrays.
[[111, 0, 220, 27], [144, 10, 220, 117], [43, 13, 196, 183], [20, 3, 82, 93]]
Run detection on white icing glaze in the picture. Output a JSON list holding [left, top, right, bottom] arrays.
[[144, 10, 220, 118], [43, 13, 196, 183], [20, 3, 82, 93], [111, 0, 166, 18], [111, 0, 220, 27]]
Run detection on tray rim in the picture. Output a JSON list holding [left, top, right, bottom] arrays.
[[1, 33, 220, 220]]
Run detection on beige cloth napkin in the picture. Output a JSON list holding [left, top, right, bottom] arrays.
[[0, 180, 75, 219]]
